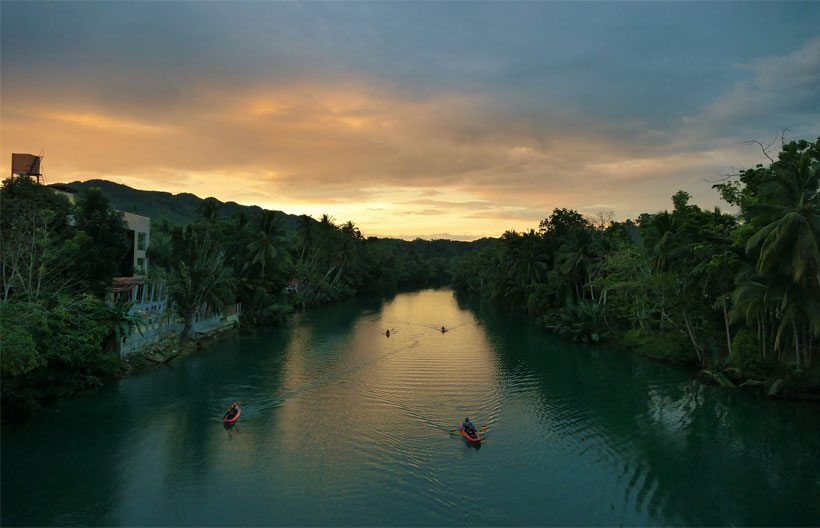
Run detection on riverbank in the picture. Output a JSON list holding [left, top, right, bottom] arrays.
[[4, 288, 820, 526], [615, 331, 820, 403], [120, 318, 240, 375]]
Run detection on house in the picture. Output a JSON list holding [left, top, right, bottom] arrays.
[[122, 212, 150, 276], [11, 153, 150, 277]]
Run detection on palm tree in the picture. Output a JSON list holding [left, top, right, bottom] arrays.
[[745, 147, 820, 286], [246, 211, 290, 279], [296, 215, 315, 265], [333, 221, 362, 286], [641, 211, 685, 274], [509, 230, 549, 289], [169, 227, 235, 343], [194, 198, 223, 225]]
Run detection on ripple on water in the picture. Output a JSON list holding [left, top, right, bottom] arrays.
[[3, 289, 820, 527]]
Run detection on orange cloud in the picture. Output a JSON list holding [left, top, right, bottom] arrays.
[[2, 79, 765, 239], [44, 111, 170, 134]]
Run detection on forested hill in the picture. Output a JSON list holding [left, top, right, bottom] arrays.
[[59, 179, 303, 230], [58, 180, 496, 250]]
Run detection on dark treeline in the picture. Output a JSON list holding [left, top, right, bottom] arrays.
[[1, 174, 480, 419], [148, 204, 483, 334], [452, 138, 820, 397], [2, 138, 817, 419], [1, 177, 134, 417]]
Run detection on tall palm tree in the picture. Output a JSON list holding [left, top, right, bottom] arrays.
[[246, 211, 290, 279], [333, 221, 362, 286], [193, 198, 223, 225], [746, 147, 819, 286], [742, 146, 820, 369], [296, 215, 315, 266], [169, 227, 235, 342], [510, 230, 549, 288], [642, 211, 685, 274]]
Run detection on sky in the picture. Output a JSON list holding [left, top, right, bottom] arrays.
[[2, 2, 819, 240]]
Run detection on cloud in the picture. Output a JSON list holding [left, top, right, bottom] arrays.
[[372, 232, 482, 242], [3, 4, 817, 238], [681, 37, 820, 141], [44, 111, 170, 135]]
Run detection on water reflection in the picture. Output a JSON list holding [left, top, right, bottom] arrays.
[[2, 289, 819, 526], [457, 290, 820, 526]]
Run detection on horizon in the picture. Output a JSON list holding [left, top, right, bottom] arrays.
[[2, 2, 818, 239]]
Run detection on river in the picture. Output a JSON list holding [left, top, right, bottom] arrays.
[[2, 288, 819, 526]]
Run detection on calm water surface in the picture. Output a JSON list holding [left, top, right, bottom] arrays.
[[2, 289, 819, 526]]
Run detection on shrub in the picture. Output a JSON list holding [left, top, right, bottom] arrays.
[[731, 329, 782, 380]]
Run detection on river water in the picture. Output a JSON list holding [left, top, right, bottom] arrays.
[[2, 289, 819, 526]]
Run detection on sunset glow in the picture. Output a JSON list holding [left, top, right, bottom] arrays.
[[2, 2, 818, 239]]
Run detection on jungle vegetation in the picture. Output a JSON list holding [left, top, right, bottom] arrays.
[[1, 176, 133, 417], [2, 137, 817, 418], [451, 138, 820, 396]]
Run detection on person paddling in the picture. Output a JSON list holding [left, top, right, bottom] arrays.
[[225, 401, 240, 420], [462, 417, 477, 438], [441, 326, 446, 333], [385, 329, 391, 337]]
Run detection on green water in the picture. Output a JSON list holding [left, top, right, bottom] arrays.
[[2, 289, 819, 526]]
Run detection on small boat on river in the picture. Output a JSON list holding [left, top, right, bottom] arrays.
[[223, 407, 241, 425], [460, 424, 482, 443]]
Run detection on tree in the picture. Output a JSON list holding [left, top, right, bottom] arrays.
[[246, 210, 291, 279], [194, 197, 223, 225], [1, 294, 125, 418], [0, 176, 75, 301], [168, 226, 235, 342], [70, 187, 131, 297], [745, 142, 820, 286], [734, 138, 820, 369]]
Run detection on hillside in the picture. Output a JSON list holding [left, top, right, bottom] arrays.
[[59, 179, 303, 230], [56, 180, 496, 257]]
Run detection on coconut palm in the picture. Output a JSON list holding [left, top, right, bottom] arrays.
[[333, 221, 362, 286], [746, 147, 820, 286], [509, 230, 549, 289], [296, 214, 315, 265], [169, 226, 235, 343], [246, 211, 291, 279]]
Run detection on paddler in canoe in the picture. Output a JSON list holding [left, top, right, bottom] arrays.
[[462, 417, 478, 439], [224, 401, 240, 423]]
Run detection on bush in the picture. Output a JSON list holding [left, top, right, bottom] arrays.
[[1, 295, 124, 421], [619, 328, 693, 364], [542, 299, 609, 343], [731, 329, 782, 380]]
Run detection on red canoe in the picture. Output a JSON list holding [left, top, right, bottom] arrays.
[[460, 424, 481, 443], [223, 408, 241, 425]]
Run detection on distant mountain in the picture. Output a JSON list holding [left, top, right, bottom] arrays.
[[59, 179, 303, 230], [56, 180, 497, 251]]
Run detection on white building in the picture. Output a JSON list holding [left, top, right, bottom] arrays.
[[122, 212, 150, 276]]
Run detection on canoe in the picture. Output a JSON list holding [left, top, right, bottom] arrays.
[[460, 424, 481, 443], [223, 408, 241, 425]]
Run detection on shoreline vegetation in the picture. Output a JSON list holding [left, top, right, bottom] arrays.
[[122, 321, 240, 373], [452, 138, 820, 402], [2, 138, 818, 422]]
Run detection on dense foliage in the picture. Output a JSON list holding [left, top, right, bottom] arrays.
[[3, 138, 817, 419], [452, 139, 820, 394], [1, 178, 132, 418], [149, 205, 479, 329]]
